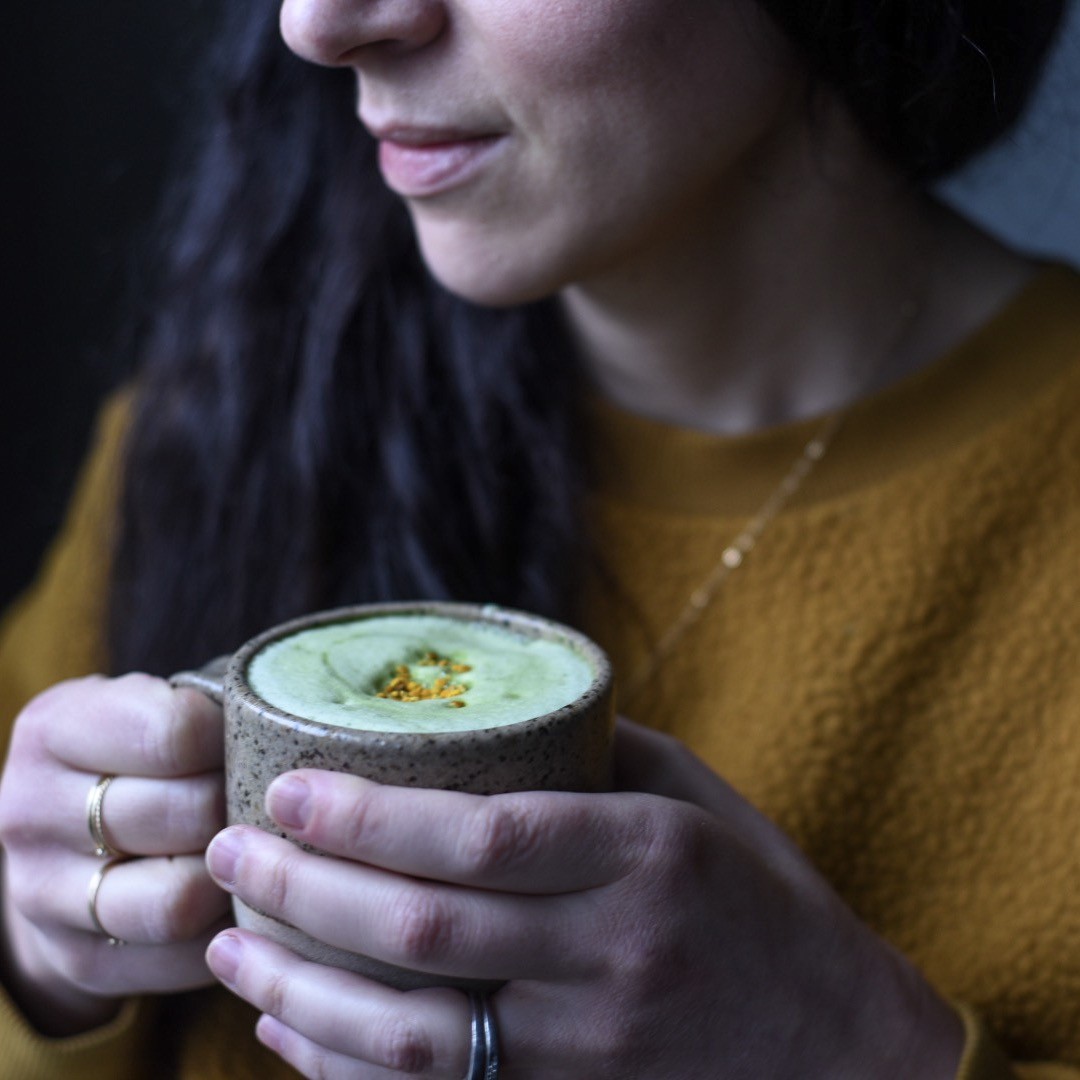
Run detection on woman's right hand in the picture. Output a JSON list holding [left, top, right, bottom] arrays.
[[0, 673, 230, 1035]]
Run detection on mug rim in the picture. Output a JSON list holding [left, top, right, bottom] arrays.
[[225, 600, 613, 743]]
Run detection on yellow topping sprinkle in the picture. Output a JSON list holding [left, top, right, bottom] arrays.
[[376, 654, 470, 707]]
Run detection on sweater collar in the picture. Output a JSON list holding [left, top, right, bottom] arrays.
[[587, 264, 1080, 516]]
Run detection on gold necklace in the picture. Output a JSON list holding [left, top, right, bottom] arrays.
[[621, 298, 922, 710], [620, 411, 842, 707]]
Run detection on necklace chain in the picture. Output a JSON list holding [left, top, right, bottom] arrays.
[[619, 294, 923, 711], [621, 409, 845, 707]]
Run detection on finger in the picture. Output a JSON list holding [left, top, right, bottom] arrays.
[[33, 918, 231, 999], [256, 1015, 415, 1080], [266, 771, 651, 893], [208, 827, 595, 981], [33, 675, 224, 776], [207, 930, 469, 1075], [614, 718, 738, 809], [2, 769, 225, 864], [92, 857, 231, 946], [10, 853, 230, 946], [24, 771, 226, 858], [615, 718, 816, 872], [78, 772, 225, 857]]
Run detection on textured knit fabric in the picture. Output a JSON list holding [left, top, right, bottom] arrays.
[[1, 265, 1078, 1078]]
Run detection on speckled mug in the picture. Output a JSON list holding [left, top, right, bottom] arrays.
[[171, 601, 614, 990]]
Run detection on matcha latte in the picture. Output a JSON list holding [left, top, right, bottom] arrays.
[[247, 613, 595, 733], [173, 601, 614, 987]]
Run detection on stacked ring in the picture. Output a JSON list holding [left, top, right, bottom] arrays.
[[86, 774, 124, 858], [87, 860, 126, 947], [465, 992, 501, 1080], [85, 774, 130, 946]]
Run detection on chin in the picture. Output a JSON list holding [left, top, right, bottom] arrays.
[[412, 220, 568, 309]]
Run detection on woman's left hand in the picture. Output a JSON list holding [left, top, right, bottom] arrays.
[[204, 720, 963, 1079]]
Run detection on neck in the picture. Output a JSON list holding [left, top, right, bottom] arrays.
[[559, 101, 1031, 435]]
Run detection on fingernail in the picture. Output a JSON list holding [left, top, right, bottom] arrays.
[[207, 932, 242, 985], [256, 1014, 286, 1053], [207, 830, 244, 887], [267, 774, 311, 831]]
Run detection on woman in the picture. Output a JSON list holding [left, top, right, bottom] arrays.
[[0, 0, 1077, 1076]]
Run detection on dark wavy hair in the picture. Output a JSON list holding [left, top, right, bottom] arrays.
[[108, 0, 1066, 675]]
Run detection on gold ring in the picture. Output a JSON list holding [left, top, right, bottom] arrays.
[[87, 859, 126, 946], [86, 774, 124, 858]]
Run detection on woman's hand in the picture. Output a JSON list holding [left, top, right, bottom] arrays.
[[204, 720, 963, 1078], [0, 673, 230, 1035]]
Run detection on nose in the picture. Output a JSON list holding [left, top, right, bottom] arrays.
[[280, 0, 446, 66]]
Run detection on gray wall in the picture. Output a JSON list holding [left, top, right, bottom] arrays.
[[940, 1, 1080, 265]]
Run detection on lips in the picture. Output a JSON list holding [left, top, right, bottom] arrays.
[[369, 123, 506, 198]]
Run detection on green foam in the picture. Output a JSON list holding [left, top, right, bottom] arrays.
[[247, 614, 594, 733]]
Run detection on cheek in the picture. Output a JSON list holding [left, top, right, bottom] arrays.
[[477, 0, 662, 101], [484, 0, 639, 56], [483, 0, 795, 160], [481, 0, 784, 84]]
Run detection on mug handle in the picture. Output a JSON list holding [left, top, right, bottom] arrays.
[[169, 655, 231, 705]]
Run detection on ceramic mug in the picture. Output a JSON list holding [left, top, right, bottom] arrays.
[[172, 600, 615, 989]]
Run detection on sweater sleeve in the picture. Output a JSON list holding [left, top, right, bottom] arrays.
[[954, 1006, 1080, 1080], [0, 391, 159, 1079], [0, 994, 156, 1080], [0, 389, 130, 721]]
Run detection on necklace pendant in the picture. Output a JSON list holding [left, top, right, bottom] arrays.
[[721, 546, 743, 569]]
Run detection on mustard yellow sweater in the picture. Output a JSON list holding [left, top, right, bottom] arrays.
[[2, 266, 1079, 1078]]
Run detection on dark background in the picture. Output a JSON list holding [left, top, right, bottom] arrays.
[[1, 3, 1077, 617], [0, 1, 216, 610]]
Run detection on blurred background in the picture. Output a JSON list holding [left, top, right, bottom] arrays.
[[1, 1, 1078, 614], [1, 0, 218, 612]]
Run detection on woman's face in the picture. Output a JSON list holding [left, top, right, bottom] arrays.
[[280, 0, 801, 306]]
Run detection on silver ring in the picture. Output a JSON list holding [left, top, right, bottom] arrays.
[[86, 774, 125, 858], [481, 993, 500, 1080], [87, 859, 126, 946], [464, 992, 500, 1080]]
